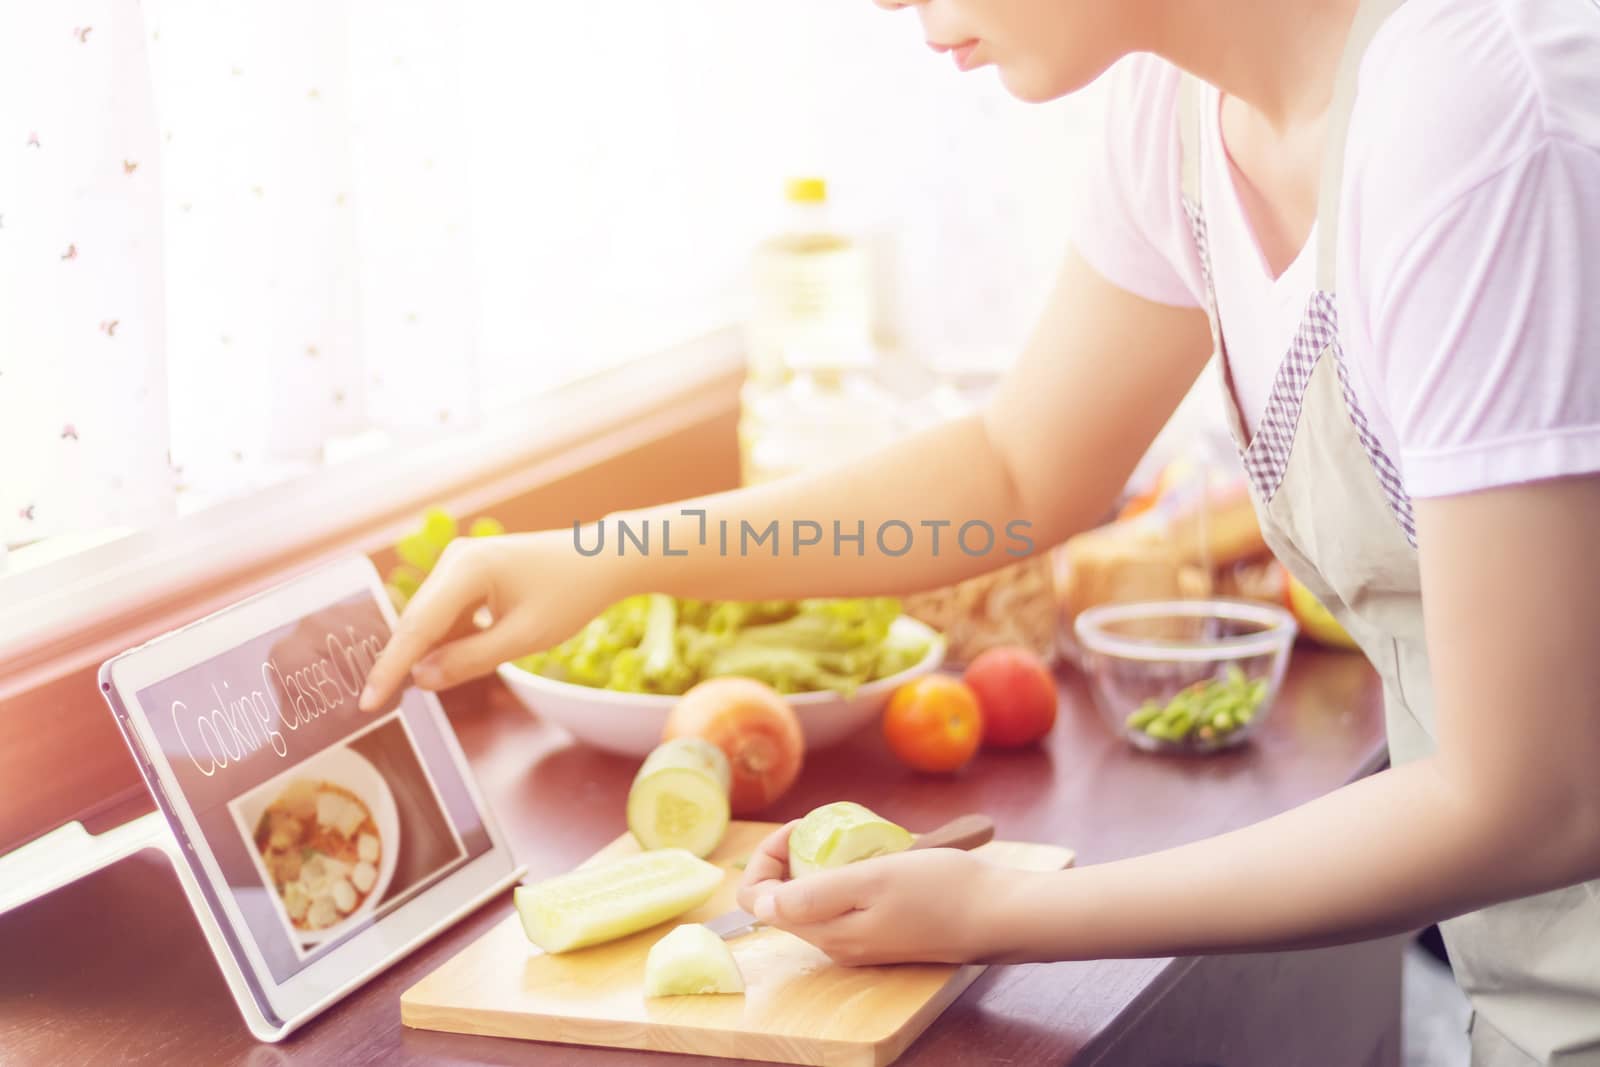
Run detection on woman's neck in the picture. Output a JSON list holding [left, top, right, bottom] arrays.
[[1137, 0, 1364, 131]]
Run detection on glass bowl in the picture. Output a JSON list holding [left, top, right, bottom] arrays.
[[1073, 599, 1297, 753]]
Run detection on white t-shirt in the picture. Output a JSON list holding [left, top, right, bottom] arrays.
[[1070, 0, 1600, 499]]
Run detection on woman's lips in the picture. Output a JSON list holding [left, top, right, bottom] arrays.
[[928, 38, 983, 72]]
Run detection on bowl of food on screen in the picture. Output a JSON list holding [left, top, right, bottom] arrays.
[[246, 748, 400, 943]]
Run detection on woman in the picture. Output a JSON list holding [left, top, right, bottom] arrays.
[[361, 0, 1600, 1061]]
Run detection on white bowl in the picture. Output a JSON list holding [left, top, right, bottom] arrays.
[[496, 615, 946, 757]]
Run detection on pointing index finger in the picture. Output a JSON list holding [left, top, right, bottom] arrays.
[[359, 555, 486, 710]]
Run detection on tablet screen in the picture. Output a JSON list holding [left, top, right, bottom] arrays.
[[132, 590, 493, 984]]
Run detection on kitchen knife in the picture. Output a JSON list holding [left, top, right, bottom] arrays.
[[704, 812, 996, 941]]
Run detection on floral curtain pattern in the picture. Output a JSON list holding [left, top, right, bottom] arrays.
[[1, 2, 173, 546]]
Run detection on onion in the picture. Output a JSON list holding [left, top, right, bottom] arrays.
[[662, 678, 804, 815]]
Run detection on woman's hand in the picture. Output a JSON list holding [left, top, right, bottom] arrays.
[[359, 528, 624, 711], [735, 821, 1026, 966]]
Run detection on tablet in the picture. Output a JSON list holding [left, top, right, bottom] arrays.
[[99, 555, 522, 1042]]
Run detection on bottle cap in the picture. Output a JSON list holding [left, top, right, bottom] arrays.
[[785, 177, 828, 204]]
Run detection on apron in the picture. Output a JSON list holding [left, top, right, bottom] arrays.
[[1173, 0, 1600, 1061]]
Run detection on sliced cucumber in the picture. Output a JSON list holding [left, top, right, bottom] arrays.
[[514, 849, 724, 954], [788, 801, 914, 878], [643, 923, 745, 997], [628, 738, 731, 858]]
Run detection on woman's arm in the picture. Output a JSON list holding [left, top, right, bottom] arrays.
[[360, 254, 1211, 704], [738, 475, 1600, 965], [612, 252, 1212, 602]]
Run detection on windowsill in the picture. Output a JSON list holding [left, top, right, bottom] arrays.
[[0, 329, 744, 661], [0, 329, 747, 855], [4, 429, 410, 576], [4, 527, 140, 575]]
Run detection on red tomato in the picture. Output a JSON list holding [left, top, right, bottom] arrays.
[[962, 647, 1058, 748], [882, 677, 983, 774]]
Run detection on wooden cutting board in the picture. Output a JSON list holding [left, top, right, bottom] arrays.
[[401, 821, 1074, 1067]]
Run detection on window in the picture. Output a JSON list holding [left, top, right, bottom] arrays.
[[0, 1, 1101, 617]]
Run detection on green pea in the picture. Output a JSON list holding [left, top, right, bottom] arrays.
[[1155, 698, 1187, 720], [1142, 720, 1173, 741], [1127, 705, 1162, 729], [1211, 710, 1235, 731], [1162, 710, 1195, 739]]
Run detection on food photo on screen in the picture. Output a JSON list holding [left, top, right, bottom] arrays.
[[226, 711, 468, 956]]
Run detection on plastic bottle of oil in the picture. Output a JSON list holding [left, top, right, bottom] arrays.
[[739, 177, 877, 484], [743, 341, 902, 486]]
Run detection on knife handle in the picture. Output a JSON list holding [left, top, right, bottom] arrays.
[[909, 813, 995, 853]]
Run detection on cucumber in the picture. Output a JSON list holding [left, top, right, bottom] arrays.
[[643, 923, 745, 997], [514, 849, 724, 954], [628, 738, 731, 858], [788, 801, 914, 878]]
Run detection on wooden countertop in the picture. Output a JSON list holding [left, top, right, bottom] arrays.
[[0, 648, 1391, 1066]]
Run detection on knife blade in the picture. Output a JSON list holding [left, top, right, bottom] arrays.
[[706, 812, 995, 941]]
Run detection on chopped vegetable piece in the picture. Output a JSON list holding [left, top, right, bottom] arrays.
[[788, 801, 914, 878], [628, 738, 732, 858], [643, 924, 745, 997], [663, 678, 804, 815], [513, 849, 723, 954], [1122, 667, 1271, 749]]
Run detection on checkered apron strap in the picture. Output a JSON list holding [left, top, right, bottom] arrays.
[[1176, 74, 1210, 300]]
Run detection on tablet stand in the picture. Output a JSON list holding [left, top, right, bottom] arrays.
[[0, 813, 289, 1041]]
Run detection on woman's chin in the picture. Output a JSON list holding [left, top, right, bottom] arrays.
[[996, 60, 1104, 104]]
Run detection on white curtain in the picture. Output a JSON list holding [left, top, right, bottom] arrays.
[[1, 0, 1098, 553], [149, 1, 481, 484], [1, 1, 480, 546]]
